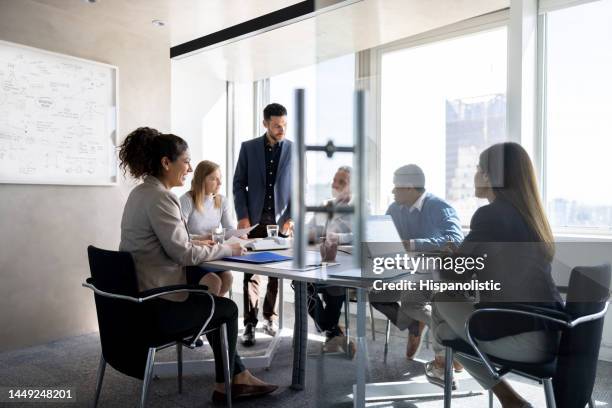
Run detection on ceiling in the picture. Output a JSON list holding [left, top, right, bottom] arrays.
[[27, 0, 509, 81]]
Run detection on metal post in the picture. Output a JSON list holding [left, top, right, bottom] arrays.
[[293, 88, 306, 270], [353, 90, 365, 268], [291, 88, 307, 390], [352, 89, 367, 408], [345, 288, 351, 356]]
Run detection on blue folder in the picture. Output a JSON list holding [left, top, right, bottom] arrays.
[[223, 252, 292, 264]]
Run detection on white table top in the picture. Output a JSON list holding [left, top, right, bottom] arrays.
[[201, 248, 418, 288]]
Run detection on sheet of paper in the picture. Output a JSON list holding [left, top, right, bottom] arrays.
[[225, 224, 258, 239], [225, 236, 252, 245]]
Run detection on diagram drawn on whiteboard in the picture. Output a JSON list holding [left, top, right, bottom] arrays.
[[0, 40, 118, 185]]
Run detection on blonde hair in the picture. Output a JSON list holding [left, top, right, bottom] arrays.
[[479, 142, 555, 261], [189, 160, 222, 212]]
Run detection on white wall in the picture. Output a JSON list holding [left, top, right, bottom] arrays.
[[0, 0, 170, 351], [171, 58, 228, 197]]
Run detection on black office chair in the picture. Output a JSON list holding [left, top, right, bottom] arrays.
[[83, 246, 233, 407], [441, 264, 611, 408]]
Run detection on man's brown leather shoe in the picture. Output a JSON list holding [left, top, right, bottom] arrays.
[[406, 321, 426, 360], [212, 383, 279, 404]]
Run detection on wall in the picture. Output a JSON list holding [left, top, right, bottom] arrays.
[[170, 57, 228, 197], [0, 0, 170, 351]]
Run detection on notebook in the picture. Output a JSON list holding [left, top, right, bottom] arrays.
[[222, 252, 292, 264]]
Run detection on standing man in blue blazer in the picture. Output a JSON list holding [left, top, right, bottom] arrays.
[[233, 103, 293, 346]]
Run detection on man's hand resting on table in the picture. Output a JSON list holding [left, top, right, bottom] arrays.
[[281, 219, 294, 237]]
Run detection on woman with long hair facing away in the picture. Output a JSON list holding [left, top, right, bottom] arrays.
[[118, 127, 277, 402], [425, 142, 562, 408], [180, 160, 236, 297]]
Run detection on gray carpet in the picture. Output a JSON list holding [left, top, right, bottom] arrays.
[[1, 290, 611, 407]]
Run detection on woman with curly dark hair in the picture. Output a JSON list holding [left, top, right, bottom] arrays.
[[118, 127, 277, 402]]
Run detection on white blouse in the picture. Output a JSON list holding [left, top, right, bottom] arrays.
[[179, 193, 237, 236]]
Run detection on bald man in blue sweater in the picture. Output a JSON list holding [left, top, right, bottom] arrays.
[[371, 164, 464, 360]]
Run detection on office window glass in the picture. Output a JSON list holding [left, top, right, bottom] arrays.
[[379, 27, 507, 223], [269, 55, 356, 205], [544, 0, 612, 232]]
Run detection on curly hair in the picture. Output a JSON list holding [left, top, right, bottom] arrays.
[[118, 127, 188, 179]]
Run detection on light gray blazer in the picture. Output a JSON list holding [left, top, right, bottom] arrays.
[[119, 176, 232, 301]]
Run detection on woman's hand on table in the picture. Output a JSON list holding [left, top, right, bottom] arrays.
[[193, 239, 215, 247], [229, 243, 247, 256]]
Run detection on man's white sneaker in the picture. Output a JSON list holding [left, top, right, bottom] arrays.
[[424, 360, 457, 390], [263, 319, 278, 337]]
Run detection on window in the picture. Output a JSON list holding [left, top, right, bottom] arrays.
[[269, 54, 356, 205], [379, 27, 508, 223], [543, 0, 612, 232]]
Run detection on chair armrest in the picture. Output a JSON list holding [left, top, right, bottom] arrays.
[[463, 302, 609, 379], [473, 303, 573, 326], [82, 279, 211, 303], [138, 284, 210, 301]]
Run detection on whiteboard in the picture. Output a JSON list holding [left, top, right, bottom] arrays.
[[0, 40, 118, 185]]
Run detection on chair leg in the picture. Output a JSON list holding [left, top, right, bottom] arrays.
[[383, 319, 391, 363], [176, 343, 183, 394], [543, 377, 556, 408], [344, 289, 350, 355], [488, 389, 494, 408], [140, 348, 156, 408], [220, 323, 233, 408], [369, 300, 376, 341], [93, 354, 106, 408], [444, 347, 453, 408], [588, 396, 595, 408]]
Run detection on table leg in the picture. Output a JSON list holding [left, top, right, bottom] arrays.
[[354, 287, 367, 408], [291, 280, 307, 390]]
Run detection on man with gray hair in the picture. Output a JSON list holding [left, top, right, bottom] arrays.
[[371, 164, 463, 360], [302, 166, 358, 355]]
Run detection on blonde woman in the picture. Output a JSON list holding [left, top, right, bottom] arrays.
[[180, 160, 237, 297]]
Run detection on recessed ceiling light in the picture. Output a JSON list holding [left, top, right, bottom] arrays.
[[152, 19, 165, 27], [82, 0, 98, 3]]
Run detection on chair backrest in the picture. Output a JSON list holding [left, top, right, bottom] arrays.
[[86, 245, 151, 379], [554, 264, 611, 408], [87, 245, 139, 296]]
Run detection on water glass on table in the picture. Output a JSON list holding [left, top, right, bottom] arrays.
[[266, 225, 279, 238], [211, 227, 225, 244], [319, 233, 339, 262]]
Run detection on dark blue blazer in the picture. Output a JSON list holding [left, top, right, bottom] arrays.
[[232, 135, 292, 226]]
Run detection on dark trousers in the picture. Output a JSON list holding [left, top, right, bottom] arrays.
[[371, 302, 422, 336], [243, 223, 279, 326], [151, 294, 245, 383], [306, 283, 345, 338]]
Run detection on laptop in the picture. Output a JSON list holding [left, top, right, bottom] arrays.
[[363, 215, 407, 259]]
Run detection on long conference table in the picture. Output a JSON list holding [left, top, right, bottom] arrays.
[[152, 247, 481, 407]]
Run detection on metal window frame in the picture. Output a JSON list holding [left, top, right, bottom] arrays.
[[369, 10, 510, 215]]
